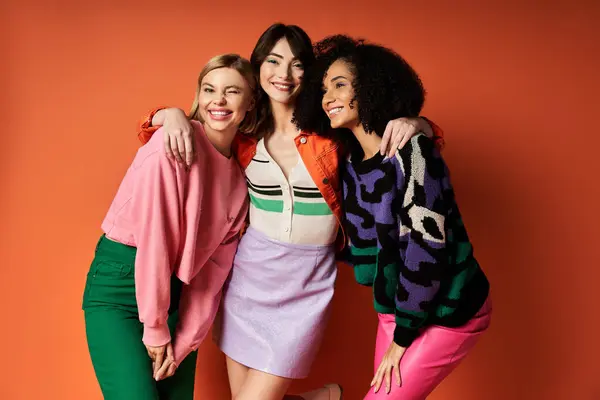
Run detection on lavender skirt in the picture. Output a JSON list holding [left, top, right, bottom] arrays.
[[216, 227, 337, 379]]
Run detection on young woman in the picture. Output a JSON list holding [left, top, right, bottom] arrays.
[[294, 35, 492, 399], [138, 24, 442, 400], [82, 54, 255, 400]]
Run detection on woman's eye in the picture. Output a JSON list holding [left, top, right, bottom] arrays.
[[227, 90, 240, 95], [335, 82, 345, 89], [266, 59, 278, 65], [293, 63, 304, 69], [203, 88, 214, 93]]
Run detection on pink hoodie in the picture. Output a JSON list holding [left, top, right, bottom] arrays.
[[101, 121, 248, 363]]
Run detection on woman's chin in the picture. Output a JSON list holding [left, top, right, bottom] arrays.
[[328, 119, 342, 129]]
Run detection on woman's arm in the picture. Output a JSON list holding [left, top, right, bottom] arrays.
[[171, 236, 239, 365], [371, 134, 449, 393], [171, 196, 248, 365], [131, 134, 186, 349], [138, 107, 196, 166], [379, 117, 445, 158], [138, 107, 164, 143], [393, 134, 448, 347]]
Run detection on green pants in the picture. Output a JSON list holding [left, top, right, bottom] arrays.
[[82, 235, 197, 400]]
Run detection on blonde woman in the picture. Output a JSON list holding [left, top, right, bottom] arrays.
[[82, 54, 256, 400]]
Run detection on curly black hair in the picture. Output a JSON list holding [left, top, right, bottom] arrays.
[[293, 35, 425, 141]]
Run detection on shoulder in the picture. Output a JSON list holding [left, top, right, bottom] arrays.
[[304, 132, 341, 161], [233, 132, 259, 149], [395, 134, 443, 165], [132, 126, 176, 171], [232, 133, 259, 169], [146, 119, 206, 147], [188, 120, 212, 152], [305, 131, 338, 147], [395, 134, 436, 157], [394, 134, 446, 181]]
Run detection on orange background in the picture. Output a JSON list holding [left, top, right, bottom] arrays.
[[2, 1, 599, 399]]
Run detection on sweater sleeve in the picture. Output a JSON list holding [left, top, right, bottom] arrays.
[[393, 134, 449, 347], [132, 142, 184, 347], [172, 234, 240, 364]]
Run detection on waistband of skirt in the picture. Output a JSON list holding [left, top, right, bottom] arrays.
[[244, 226, 335, 253]]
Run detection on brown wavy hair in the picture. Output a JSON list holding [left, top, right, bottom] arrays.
[[249, 23, 315, 137]]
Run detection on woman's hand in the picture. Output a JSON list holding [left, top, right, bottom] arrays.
[[145, 342, 176, 381], [155, 356, 177, 381], [161, 108, 195, 166], [371, 341, 407, 394], [380, 117, 434, 158]]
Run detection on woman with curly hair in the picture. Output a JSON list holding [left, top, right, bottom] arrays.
[[293, 35, 492, 399]]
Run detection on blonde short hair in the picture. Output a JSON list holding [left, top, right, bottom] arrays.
[[188, 54, 258, 134]]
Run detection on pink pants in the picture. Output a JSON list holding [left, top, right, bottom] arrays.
[[364, 297, 492, 400]]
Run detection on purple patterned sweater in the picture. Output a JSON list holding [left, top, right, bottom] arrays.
[[343, 134, 489, 347]]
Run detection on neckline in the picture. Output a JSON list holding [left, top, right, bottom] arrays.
[[257, 138, 302, 181], [350, 151, 385, 174], [194, 121, 235, 165]]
